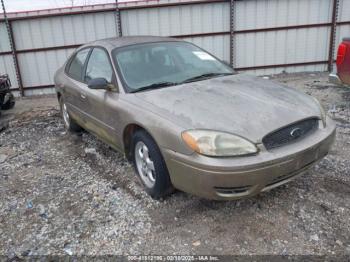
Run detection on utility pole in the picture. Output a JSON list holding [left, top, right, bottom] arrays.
[[229, 0, 235, 68], [328, 0, 340, 72], [115, 0, 122, 37]]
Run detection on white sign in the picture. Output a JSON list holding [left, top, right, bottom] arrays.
[[192, 51, 216, 61]]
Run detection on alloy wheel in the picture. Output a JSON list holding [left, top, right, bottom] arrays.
[[135, 141, 156, 188]]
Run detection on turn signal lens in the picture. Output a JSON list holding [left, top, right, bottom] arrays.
[[181, 132, 200, 152]]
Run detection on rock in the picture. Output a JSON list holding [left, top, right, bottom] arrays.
[[336, 240, 343, 246], [0, 154, 7, 163], [39, 213, 48, 219], [192, 240, 201, 247], [84, 148, 97, 155], [27, 201, 33, 209], [21, 250, 31, 257], [346, 246, 350, 254], [281, 248, 288, 255], [37, 204, 45, 215], [63, 243, 73, 256], [310, 234, 319, 241], [37, 204, 48, 218]]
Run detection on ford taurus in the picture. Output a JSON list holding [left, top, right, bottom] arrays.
[[54, 36, 336, 200]]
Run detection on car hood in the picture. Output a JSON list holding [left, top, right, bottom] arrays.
[[134, 74, 321, 143]]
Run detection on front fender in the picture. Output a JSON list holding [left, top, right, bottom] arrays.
[[118, 99, 194, 156]]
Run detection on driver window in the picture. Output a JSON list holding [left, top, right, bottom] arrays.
[[85, 48, 113, 83]]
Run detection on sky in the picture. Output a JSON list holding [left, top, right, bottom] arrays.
[[1, 0, 131, 13]]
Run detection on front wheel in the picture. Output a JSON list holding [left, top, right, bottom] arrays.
[[59, 97, 81, 132], [132, 130, 174, 199]]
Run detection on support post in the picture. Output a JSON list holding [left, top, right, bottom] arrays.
[[1, 0, 24, 96], [328, 0, 340, 72], [115, 0, 122, 37], [229, 0, 235, 68]]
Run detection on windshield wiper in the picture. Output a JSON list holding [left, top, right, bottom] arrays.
[[181, 72, 233, 84], [130, 81, 178, 93]]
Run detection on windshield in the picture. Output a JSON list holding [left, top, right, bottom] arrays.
[[112, 41, 234, 92]]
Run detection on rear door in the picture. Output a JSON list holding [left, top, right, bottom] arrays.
[[64, 47, 91, 124]]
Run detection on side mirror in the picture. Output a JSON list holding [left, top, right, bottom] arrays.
[[87, 78, 109, 89], [88, 78, 117, 91]]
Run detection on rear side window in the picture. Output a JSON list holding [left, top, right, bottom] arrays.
[[66, 48, 90, 81], [84, 48, 113, 83]]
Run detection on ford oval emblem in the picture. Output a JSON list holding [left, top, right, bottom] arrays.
[[290, 127, 303, 138]]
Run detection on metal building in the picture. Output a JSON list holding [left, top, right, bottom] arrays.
[[0, 0, 349, 96]]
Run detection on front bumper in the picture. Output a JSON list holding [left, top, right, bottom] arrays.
[[162, 119, 336, 200]]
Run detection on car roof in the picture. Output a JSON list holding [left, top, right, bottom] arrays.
[[79, 36, 182, 51]]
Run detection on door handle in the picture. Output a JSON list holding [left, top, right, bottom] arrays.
[[80, 93, 86, 100]]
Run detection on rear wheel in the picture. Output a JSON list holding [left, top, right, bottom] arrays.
[[59, 97, 81, 132], [132, 130, 173, 199]]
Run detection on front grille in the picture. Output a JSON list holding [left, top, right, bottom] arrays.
[[263, 118, 319, 150]]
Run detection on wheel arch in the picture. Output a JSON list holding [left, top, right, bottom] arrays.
[[123, 123, 159, 161]]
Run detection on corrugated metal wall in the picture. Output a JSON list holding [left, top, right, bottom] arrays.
[[0, 22, 19, 90], [0, 22, 11, 51], [18, 48, 75, 89], [9, 11, 117, 95], [182, 35, 230, 62], [121, 2, 230, 61], [0, 0, 349, 96], [234, 0, 333, 75], [12, 12, 117, 50]]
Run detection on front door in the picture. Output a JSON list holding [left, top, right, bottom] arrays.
[[81, 47, 122, 149]]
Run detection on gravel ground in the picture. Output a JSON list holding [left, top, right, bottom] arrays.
[[0, 72, 349, 257]]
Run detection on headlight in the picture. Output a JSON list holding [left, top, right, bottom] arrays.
[[181, 130, 258, 157], [312, 97, 327, 127]]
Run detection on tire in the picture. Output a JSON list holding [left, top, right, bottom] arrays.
[[1, 93, 15, 110], [132, 130, 174, 199], [59, 97, 82, 132]]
